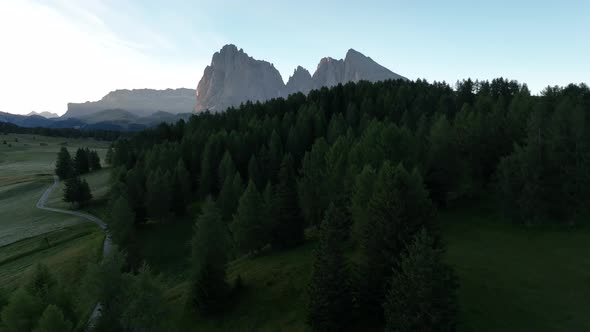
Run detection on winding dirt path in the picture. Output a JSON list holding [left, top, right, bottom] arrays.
[[36, 175, 111, 331]]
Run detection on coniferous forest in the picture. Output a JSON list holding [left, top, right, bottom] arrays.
[[98, 78, 589, 330], [3, 78, 589, 331]]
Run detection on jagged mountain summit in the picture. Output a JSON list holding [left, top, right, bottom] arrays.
[[195, 44, 285, 112], [63, 88, 196, 118], [194, 45, 406, 112]]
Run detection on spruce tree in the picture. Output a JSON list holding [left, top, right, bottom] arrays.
[[109, 196, 135, 246], [88, 150, 101, 171], [73, 148, 90, 175], [298, 138, 329, 227], [55, 147, 73, 180], [271, 154, 304, 249], [359, 162, 434, 319], [0, 288, 43, 332], [232, 180, 266, 255], [172, 159, 191, 216], [63, 176, 92, 207], [307, 203, 352, 332], [248, 154, 262, 189], [146, 170, 172, 222], [189, 198, 229, 314], [218, 150, 236, 188], [33, 304, 73, 332], [384, 229, 457, 332], [217, 172, 243, 222]]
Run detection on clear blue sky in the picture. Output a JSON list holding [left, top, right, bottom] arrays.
[[1, 0, 589, 114]]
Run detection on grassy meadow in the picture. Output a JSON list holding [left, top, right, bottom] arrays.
[[0, 133, 109, 292], [138, 199, 590, 332]]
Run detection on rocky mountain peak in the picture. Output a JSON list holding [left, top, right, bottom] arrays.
[[285, 66, 313, 96], [195, 45, 285, 112]]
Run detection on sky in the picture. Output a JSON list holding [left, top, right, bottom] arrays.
[[0, 1, 589, 115]]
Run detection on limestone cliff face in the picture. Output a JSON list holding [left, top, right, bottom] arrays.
[[343, 49, 406, 83], [194, 45, 406, 113], [64, 88, 195, 118], [284, 66, 313, 97], [195, 45, 285, 112], [312, 57, 345, 90]]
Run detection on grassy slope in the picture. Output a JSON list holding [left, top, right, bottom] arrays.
[[441, 202, 590, 332], [140, 199, 590, 332], [0, 223, 103, 289], [0, 133, 109, 292]]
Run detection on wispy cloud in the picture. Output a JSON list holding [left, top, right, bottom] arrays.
[[0, 0, 211, 115]]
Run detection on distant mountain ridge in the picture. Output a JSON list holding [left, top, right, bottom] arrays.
[[63, 88, 196, 119], [195, 44, 406, 112], [26, 111, 59, 118]]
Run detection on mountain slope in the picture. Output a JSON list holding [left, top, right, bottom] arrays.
[[63, 88, 196, 119]]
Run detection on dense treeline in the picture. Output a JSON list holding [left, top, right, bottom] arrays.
[[55, 147, 102, 206], [93, 79, 590, 330], [0, 122, 122, 141]]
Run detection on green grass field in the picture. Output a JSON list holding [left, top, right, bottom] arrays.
[[0, 133, 109, 293], [145, 199, 590, 332], [441, 202, 590, 332]]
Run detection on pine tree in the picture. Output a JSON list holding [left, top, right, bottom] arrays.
[[248, 154, 262, 189], [307, 203, 352, 331], [271, 154, 304, 249], [232, 180, 266, 255], [172, 159, 191, 216], [73, 148, 90, 175], [63, 176, 92, 207], [384, 229, 457, 332], [33, 304, 73, 332], [146, 170, 172, 222], [109, 196, 135, 246], [189, 198, 229, 314], [88, 150, 101, 171], [359, 162, 434, 319], [351, 165, 377, 244], [78, 179, 92, 206], [298, 138, 329, 227], [218, 150, 236, 188], [0, 288, 43, 332], [217, 172, 243, 222], [55, 147, 73, 180]]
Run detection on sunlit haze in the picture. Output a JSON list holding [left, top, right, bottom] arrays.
[[1, 0, 588, 115]]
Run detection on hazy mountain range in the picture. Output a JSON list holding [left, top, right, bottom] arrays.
[[1, 45, 405, 130]]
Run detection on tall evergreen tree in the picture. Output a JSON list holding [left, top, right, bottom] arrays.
[[63, 176, 92, 207], [248, 154, 262, 189], [231, 180, 266, 255], [0, 289, 43, 332], [359, 162, 434, 320], [88, 150, 101, 171], [34, 304, 73, 332], [218, 150, 236, 188], [146, 170, 172, 222], [217, 172, 243, 222], [307, 204, 352, 331], [109, 196, 135, 246], [73, 148, 90, 175], [298, 138, 329, 227], [271, 154, 304, 249], [55, 147, 74, 180], [172, 159, 191, 216], [189, 198, 229, 314], [384, 229, 457, 332]]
